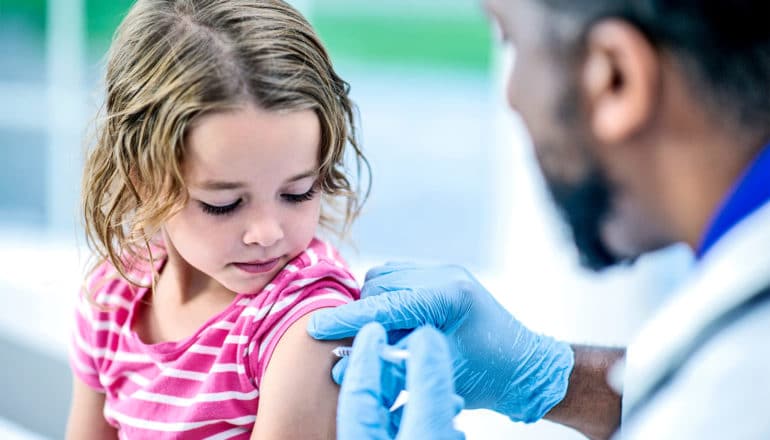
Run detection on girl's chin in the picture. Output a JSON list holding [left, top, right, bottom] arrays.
[[225, 278, 270, 296]]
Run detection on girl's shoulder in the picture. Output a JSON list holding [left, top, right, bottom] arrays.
[[235, 239, 360, 387], [234, 238, 360, 324], [269, 238, 358, 294]]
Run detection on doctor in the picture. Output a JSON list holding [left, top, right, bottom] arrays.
[[309, 0, 770, 439]]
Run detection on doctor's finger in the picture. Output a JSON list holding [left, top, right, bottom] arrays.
[[331, 356, 348, 385], [398, 326, 465, 440], [307, 290, 429, 340], [337, 322, 391, 440]]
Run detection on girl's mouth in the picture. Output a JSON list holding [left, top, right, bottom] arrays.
[[233, 258, 280, 274]]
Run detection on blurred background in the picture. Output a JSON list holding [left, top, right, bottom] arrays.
[[0, 0, 694, 438]]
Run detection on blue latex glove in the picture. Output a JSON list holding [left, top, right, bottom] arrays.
[[337, 322, 465, 440], [309, 263, 575, 423]]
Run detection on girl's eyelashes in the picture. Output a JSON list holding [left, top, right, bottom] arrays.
[[199, 199, 242, 216], [197, 187, 317, 216], [282, 187, 318, 204]]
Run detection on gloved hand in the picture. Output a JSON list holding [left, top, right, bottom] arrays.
[[309, 263, 574, 423], [337, 322, 465, 440]]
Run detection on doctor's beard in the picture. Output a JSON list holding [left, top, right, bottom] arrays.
[[545, 165, 621, 271], [540, 87, 622, 271]]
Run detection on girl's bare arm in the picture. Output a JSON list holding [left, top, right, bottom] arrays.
[[66, 375, 118, 440], [251, 312, 351, 440]]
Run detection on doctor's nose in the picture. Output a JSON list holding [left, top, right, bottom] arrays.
[[242, 216, 284, 248]]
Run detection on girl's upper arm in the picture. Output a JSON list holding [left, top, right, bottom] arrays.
[[250, 312, 350, 440], [66, 375, 118, 440]]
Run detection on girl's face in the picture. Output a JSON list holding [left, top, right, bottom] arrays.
[[164, 104, 323, 295]]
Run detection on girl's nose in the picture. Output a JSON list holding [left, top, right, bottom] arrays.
[[242, 215, 284, 248]]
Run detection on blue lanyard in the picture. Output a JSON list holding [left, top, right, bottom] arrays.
[[698, 142, 770, 258]]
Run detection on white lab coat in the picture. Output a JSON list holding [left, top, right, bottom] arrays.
[[618, 199, 770, 438]]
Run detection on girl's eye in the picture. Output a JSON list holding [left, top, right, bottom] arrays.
[[199, 199, 242, 216], [282, 187, 318, 204]]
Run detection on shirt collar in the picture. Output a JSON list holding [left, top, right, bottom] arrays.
[[697, 141, 770, 258]]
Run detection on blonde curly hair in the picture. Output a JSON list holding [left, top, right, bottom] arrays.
[[82, 0, 369, 287]]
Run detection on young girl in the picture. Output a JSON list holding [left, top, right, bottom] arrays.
[[67, 1, 369, 438]]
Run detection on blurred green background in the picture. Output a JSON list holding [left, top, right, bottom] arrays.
[[0, 0, 491, 72]]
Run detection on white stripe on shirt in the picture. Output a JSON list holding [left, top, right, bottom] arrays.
[[307, 248, 318, 266], [104, 407, 255, 432], [257, 291, 352, 360], [188, 344, 222, 355], [131, 389, 259, 407], [203, 427, 250, 440]]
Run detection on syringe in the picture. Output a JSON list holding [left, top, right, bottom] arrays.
[[332, 345, 410, 411], [332, 345, 410, 363]]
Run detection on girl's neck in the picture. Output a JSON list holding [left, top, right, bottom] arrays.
[[159, 254, 233, 305], [133, 239, 238, 345]]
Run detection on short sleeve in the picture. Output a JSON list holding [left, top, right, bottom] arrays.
[[243, 255, 360, 388], [254, 286, 355, 381], [68, 264, 112, 392]]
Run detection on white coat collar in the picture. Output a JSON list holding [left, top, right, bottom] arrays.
[[622, 199, 770, 413]]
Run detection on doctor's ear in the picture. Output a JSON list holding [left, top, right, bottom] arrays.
[[581, 19, 660, 145]]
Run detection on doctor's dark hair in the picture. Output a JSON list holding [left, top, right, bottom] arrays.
[[540, 0, 770, 133], [82, 0, 370, 287]]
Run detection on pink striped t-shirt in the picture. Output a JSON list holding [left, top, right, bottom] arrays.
[[69, 238, 359, 439]]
